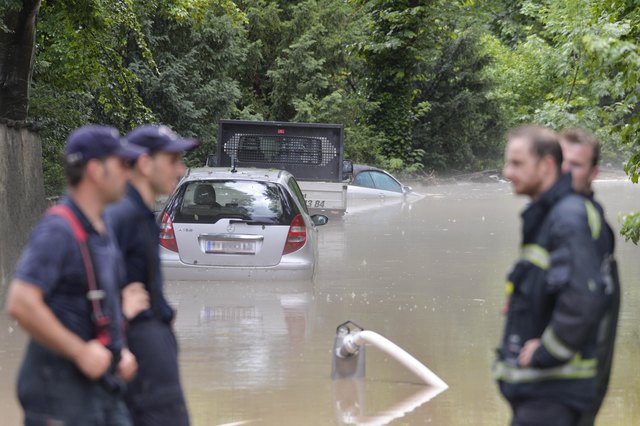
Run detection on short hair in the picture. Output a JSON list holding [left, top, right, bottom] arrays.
[[63, 158, 88, 188], [508, 125, 563, 170], [560, 128, 600, 167]]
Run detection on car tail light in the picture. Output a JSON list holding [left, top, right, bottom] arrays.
[[283, 214, 306, 255], [159, 212, 179, 252]]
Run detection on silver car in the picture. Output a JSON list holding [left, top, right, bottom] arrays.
[[159, 167, 328, 280], [348, 164, 418, 199]]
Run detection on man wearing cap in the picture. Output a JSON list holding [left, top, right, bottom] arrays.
[[106, 124, 196, 426], [7, 125, 146, 425]]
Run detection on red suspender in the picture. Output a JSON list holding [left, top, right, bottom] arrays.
[[47, 205, 112, 346]]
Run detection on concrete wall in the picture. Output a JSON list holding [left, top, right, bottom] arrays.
[[0, 122, 45, 306]]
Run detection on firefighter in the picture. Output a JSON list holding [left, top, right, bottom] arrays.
[[495, 125, 608, 426], [560, 129, 618, 426], [106, 125, 195, 426], [7, 125, 146, 425]]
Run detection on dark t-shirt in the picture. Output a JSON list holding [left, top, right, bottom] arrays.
[[106, 184, 174, 323], [13, 198, 126, 351]]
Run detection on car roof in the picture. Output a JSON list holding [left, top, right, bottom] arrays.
[[183, 167, 293, 184], [352, 164, 387, 175]]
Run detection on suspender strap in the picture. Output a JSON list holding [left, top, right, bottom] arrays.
[[47, 205, 112, 346]]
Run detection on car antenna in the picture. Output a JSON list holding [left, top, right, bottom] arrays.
[[230, 155, 237, 173]]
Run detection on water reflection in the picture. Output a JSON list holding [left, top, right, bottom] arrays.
[[165, 280, 314, 391], [333, 379, 445, 425], [0, 315, 26, 425]]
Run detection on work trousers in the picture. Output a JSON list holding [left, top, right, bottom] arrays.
[[125, 318, 189, 426], [17, 341, 131, 426], [510, 399, 580, 426]]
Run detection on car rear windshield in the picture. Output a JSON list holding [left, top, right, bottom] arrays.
[[168, 180, 298, 225]]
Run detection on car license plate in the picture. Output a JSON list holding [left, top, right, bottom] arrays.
[[303, 194, 326, 209], [205, 240, 256, 254]]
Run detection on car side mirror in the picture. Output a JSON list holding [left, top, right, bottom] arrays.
[[342, 160, 353, 179], [206, 154, 217, 167], [402, 185, 412, 194], [311, 214, 329, 226]]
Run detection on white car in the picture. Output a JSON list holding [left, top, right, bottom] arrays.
[[159, 167, 328, 280]]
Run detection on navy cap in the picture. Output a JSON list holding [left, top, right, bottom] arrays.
[[65, 125, 147, 165], [126, 125, 198, 153]]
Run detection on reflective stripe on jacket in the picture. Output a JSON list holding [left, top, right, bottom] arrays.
[[494, 354, 596, 383], [495, 174, 608, 412]]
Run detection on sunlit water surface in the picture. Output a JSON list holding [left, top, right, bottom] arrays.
[[1, 179, 639, 425]]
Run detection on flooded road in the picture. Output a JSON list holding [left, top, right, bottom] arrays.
[[1, 178, 640, 425]]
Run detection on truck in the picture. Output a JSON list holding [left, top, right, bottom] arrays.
[[213, 119, 351, 214]]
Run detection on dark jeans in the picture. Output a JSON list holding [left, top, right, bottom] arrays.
[[125, 318, 189, 426], [17, 341, 131, 426], [510, 399, 580, 426]]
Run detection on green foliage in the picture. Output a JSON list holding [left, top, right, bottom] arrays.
[[29, 89, 94, 195], [0, 0, 23, 33], [130, 3, 245, 165], [30, 0, 154, 194], [31, 0, 245, 194], [480, 0, 640, 241], [481, 0, 639, 159], [356, 0, 438, 166], [35, 0, 153, 128], [621, 211, 640, 245], [343, 123, 386, 166], [414, 30, 505, 171], [235, 0, 367, 125], [625, 150, 640, 184], [20, 0, 640, 245]]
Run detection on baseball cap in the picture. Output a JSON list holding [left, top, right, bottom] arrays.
[[126, 125, 198, 153], [65, 125, 147, 165]]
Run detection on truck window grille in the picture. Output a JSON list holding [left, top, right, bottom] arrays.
[[225, 134, 336, 167]]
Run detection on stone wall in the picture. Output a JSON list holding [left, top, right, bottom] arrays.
[[0, 122, 45, 306]]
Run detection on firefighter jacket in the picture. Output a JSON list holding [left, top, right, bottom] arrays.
[[495, 173, 608, 413], [585, 194, 619, 420]]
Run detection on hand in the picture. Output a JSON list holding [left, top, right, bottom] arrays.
[[116, 348, 138, 382], [74, 339, 113, 380], [501, 296, 511, 315], [122, 282, 150, 320], [518, 338, 541, 367]]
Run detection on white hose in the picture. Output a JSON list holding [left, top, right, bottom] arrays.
[[341, 330, 448, 389]]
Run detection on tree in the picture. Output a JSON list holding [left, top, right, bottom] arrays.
[[480, 0, 640, 242], [130, 0, 246, 163], [29, 0, 155, 194], [30, 0, 246, 193], [355, 1, 506, 173], [0, 0, 41, 120], [414, 31, 505, 171], [232, 0, 391, 166], [357, 0, 435, 168]]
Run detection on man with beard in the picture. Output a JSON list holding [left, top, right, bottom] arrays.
[[495, 125, 608, 426], [560, 129, 618, 426]]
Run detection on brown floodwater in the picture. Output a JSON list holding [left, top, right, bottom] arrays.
[[1, 178, 639, 425]]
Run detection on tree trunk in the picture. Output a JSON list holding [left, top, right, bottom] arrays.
[[0, 0, 41, 120]]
